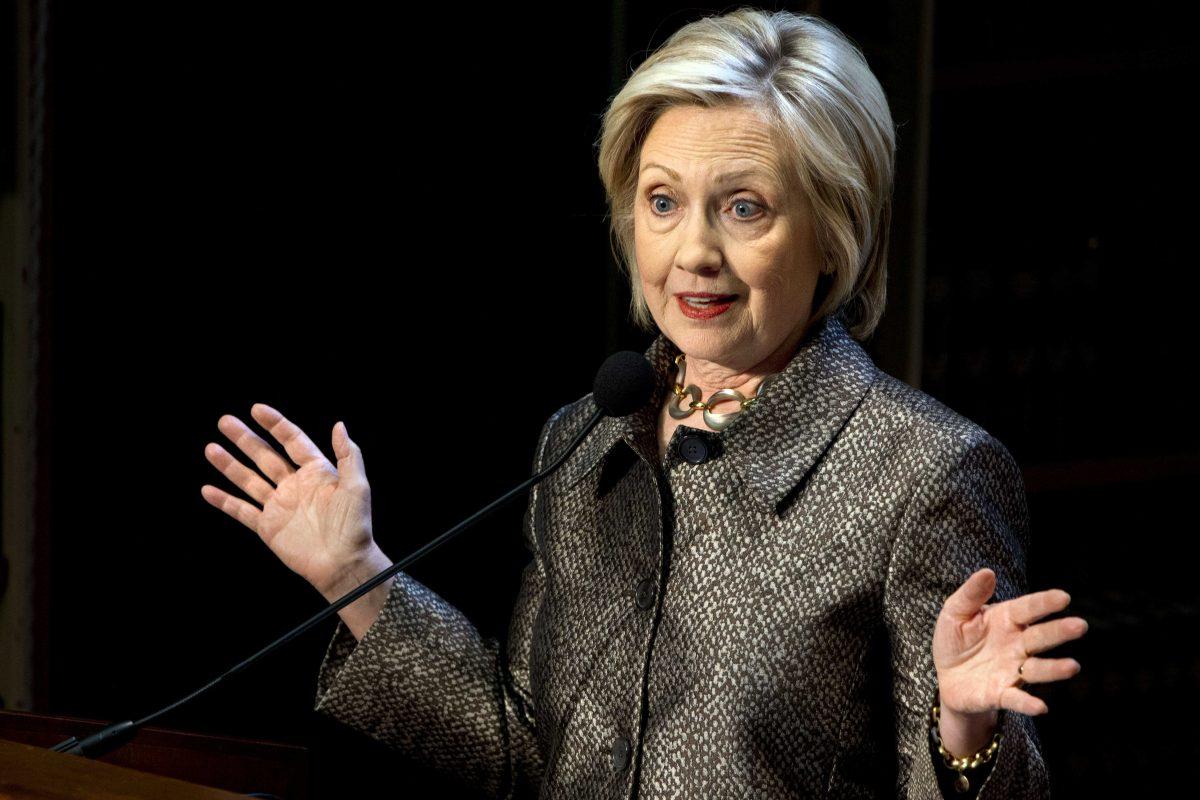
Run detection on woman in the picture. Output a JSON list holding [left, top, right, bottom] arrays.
[[200, 9, 1086, 799]]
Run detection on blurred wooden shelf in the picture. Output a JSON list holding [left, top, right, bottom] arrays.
[[0, 737, 249, 800], [0, 709, 308, 798]]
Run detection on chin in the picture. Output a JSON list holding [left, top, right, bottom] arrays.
[[669, 329, 731, 361], [654, 302, 737, 356]]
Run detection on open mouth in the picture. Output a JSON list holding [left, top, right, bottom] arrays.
[[678, 294, 738, 307], [676, 294, 738, 319]]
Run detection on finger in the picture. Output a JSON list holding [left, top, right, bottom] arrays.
[[1022, 616, 1089, 655], [205, 442, 274, 505], [250, 403, 329, 468], [200, 484, 262, 533], [1017, 656, 1081, 684], [332, 421, 369, 494], [1009, 588, 1071, 626], [217, 413, 295, 485], [942, 568, 996, 620], [998, 685, 1048, 716]]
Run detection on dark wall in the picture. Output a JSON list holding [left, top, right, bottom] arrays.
[[13, 1, 1198, 798], [40, 3, 629, 796], [923, 5, 1200, 793]]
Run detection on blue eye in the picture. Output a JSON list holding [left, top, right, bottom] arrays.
[[650, 194, 675, 214], [732, 199, 762, 219], [648, 193, 764, 221]]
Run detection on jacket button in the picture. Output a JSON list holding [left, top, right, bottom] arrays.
[[634, 577, 656, 610], [678, 434, 709, 464], [610, 735, 632, 771]]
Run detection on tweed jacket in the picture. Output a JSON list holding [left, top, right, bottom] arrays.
[[312, 312, 1050, 799]]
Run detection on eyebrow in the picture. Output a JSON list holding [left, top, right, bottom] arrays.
[[640, 162, 774, 185]]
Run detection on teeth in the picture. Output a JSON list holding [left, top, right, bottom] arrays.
[[683, 296, 730, 306]]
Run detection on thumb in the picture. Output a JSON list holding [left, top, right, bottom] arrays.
[[942, 567, 996, 620], [332, 421, 368, 492]]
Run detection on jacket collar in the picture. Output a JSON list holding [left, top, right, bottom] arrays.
[[558, 312, 881, 513]]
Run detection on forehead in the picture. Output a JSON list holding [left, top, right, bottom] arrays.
[[639, 104, 784, 180]]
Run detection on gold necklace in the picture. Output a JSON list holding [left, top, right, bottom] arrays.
[[668, 353, 780, 432]]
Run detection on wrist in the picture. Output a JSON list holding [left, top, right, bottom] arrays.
[[320, 544, 394, 603], [936, 695, 1000, 758]]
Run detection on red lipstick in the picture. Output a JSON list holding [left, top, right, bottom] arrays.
[[675, 292, 738, 320]]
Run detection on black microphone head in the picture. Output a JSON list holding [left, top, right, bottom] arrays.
[[593, 350, 658, 417]]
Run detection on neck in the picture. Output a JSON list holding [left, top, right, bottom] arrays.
[[680, 316, 816, 401]]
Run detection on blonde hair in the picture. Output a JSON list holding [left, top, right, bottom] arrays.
[[596, 7, 896, 341]]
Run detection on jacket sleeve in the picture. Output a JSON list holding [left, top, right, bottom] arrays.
[[882, 432, 1051, 800], [312, 411, 560, 799]]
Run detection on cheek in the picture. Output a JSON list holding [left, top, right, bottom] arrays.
[[738, 260, 792, 297], [639, 272, 668, 311], [740, 260, 809, 320], [633, 232, 669, 290]]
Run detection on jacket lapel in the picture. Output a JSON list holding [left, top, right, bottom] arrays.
[[557, 333, 677, 490], [721, 312, 881, 512], [557, 312, 880, 513]]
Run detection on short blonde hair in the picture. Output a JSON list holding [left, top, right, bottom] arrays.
[[596, 7, 896, 341]]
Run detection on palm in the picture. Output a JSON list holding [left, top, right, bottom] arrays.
[[932, 568, 1088, 717], [200, 403, 374, 593], [259, 462, 339, 570]]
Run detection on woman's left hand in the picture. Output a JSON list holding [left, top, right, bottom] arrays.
[[933, 567, 1088, 720]]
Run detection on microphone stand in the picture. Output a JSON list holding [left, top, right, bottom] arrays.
[[49, 406, 606, 759]]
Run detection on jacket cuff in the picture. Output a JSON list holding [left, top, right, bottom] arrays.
[[913, 703, 1049, 799], [312, 576, 407, 741], [974, 708, 1050, 798]]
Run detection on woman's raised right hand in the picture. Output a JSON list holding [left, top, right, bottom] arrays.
[[200, 403, 379, 598]]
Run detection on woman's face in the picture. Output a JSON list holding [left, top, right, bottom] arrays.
[[634, 103, 824, 374]]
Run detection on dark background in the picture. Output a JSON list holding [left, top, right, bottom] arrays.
[[3, 1, 1197, 797]]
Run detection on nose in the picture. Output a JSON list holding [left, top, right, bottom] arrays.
[[674, 205, 724, 276]]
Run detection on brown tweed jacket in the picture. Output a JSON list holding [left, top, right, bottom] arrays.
[[312, 312, 1051, 799]]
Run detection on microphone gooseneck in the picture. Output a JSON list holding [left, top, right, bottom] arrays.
[[50, 350, 658, 760]]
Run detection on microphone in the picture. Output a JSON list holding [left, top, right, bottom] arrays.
[[49, 350, 658, 760], [593, 349, 658, 417]]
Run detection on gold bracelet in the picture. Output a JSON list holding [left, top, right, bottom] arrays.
[[928, 703, 1002, 794]]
